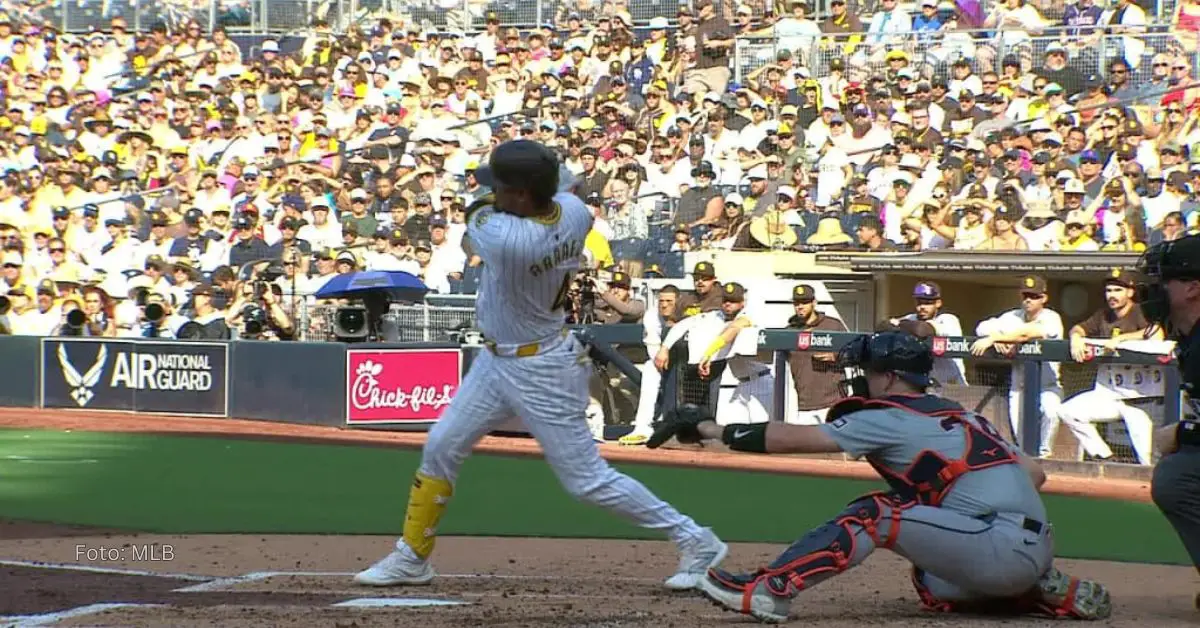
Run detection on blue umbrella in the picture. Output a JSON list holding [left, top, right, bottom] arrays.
[[314, 270, 429, 302]]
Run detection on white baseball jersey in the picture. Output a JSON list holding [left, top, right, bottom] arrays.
[[901, 311, 967, 386], [470, 192, 592, 345], [976, 307, 1064, 390], [663, 310, 733, 365]]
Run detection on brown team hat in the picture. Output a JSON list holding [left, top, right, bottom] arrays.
[[792, 284, 816, 303], [610, 271, 631, 288], [1019, 275, 1048, 295], [1104, 267, 1134, 288], [722, 282, 746, 302], [692, 261, 716, 279], [643, 264, 664, 278]]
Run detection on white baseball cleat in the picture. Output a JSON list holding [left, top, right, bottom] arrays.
[[354, 549, 436, 586], [664, 528, 728, 590]]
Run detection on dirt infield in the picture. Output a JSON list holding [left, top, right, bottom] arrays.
[[1, 527, 1198, 627]]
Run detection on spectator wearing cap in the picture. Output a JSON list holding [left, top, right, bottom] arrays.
[[892, 281, 967, 385], [972, 275, 1064, 451], [227, 212, 272, 268], [785, 283, 848, 425], [411, 239, 450, 294], [12, 279, 63, 336], [193, 169, 233, 216], [272, 217, 313, 271], [367, 228, 420, 275], [42, 236, 92, 286], [185, 280, 232, 339], [677, 161, 726, 231], [0, 250, 29, 296], [139, 211, 176, 262], [1079, 176, 1145, 250], [341, 188, 379, 237], [1141, 167, 1178, 230], [820, 0, 865, 62], [682, 0, 735, 97], [425, 213, 465, 289]]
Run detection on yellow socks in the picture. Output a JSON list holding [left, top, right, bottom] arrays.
[[402, 473, 454, 559]]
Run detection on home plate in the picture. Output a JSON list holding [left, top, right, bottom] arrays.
[[332, 597, 470, 608]]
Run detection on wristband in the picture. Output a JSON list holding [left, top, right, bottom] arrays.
[[702, 337, 727, 361], [722, 423, 769, 453], [1178, 420, 1200, 448]]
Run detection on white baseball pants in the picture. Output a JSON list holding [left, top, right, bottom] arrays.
[[1045, 388, 1154, 465], [1007, 387, 1063, 458], [414, 335, 708, 547]]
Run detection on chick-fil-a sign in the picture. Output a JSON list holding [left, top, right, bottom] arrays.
[[346, 349, 461, 424]]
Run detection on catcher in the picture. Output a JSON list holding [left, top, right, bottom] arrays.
[[648, 330, 1112, 623]]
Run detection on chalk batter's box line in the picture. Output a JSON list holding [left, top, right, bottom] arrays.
[[174, 570, 663, 593], [1, 603, 167, 628]]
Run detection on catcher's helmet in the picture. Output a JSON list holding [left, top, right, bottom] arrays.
[[474, 140, 560, 201], [837, 330, 934, 389], [1134, 235, 1200, 326]]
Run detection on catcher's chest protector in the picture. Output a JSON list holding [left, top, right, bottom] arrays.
[[840, 395, 1020, 506]]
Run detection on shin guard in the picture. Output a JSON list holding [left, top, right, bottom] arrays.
[[752, 492, 906, 598], [401, 473, 454, 559]]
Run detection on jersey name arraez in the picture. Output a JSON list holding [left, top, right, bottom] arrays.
[[470, 192, 591, 344]]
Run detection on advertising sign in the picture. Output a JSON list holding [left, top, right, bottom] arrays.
[[41, 338, 229, 416], [346, 348, 461, 424]]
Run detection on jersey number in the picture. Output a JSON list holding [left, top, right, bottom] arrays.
[[551, 273, 572, 311]]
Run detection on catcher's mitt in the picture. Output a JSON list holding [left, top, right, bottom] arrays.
[[647, 404, 713, 449]]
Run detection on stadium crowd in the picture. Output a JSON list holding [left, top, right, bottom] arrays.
[[0, 0, 1195, 340]]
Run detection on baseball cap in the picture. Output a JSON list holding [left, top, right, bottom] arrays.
[[792, 284, 816, 303], [1063, 179, 1085, 195], [913, 281, 941, 299], [1018, 275, 1048, 296], [1104, 267, 1134, 288], [335, 250, 358, 266], [722, 282, 746, 302], [644, 264, 664, 278], [692, 261, 716, 278], [610, 271, 631, 288]]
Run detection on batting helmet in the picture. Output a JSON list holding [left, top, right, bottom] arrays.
[[474, 140, 560, 202], [837, 330, 934, 389]]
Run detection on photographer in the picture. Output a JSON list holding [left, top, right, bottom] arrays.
[[178, 282, 231, 340], [136, 292, 188, 339], [593, 272, 646, 325], [225, 280, 294, 341], [587, 272, 648, 438]]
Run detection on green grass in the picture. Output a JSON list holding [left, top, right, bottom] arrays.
[[0, 429, 1188, 565]]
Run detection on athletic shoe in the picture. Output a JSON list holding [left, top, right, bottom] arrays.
[[618, 429, 651, 446], [354, 548, 436, 586], [664, 528, 728, 590], [1033, 567, 1111, 620], [698, 568, 791, 623]]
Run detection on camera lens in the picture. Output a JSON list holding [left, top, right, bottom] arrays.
[[145, 302, 165, 322], [336, 308, 366, 334], [66, 308, 86, 328]]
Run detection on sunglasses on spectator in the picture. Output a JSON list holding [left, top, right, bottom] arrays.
[[1155, 62, 1169, 67], [49, 247, 65, 253]]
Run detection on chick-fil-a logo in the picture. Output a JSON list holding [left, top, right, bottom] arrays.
[[346, 349, 461, 424]]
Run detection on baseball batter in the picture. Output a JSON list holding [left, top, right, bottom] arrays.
[[646, 331, 1112, 623], [696, 283, 775, 425], [1048, 270, 1162, 465], [355, 140, 727, 589]]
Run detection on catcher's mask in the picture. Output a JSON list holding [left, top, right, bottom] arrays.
[[1135, 236, 1200, 333], [836, 331, 935, 398]]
